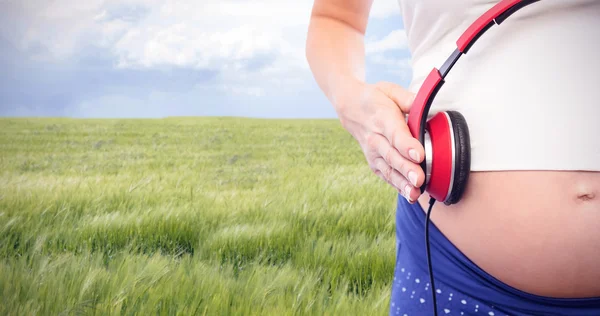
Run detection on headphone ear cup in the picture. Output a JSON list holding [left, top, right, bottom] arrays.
[[444, 111, 471, 205]]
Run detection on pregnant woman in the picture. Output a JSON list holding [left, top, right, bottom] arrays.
[[306, 0, 600, 315]]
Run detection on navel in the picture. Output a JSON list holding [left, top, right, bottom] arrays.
[[576, 192, 596, 202]]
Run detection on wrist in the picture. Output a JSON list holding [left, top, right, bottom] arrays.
[[329, 75, 366, 113]]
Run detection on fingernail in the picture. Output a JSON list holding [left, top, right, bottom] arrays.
[[408, 171, 418, 187], [404, 184, 413, 202], [409, 149, 420, 162]]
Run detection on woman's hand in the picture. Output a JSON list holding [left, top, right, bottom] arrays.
[[334, 79, 426, 202], [305, 1, 424, 202]]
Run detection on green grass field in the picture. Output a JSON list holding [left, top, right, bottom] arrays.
[[0, 117, 400, 315]]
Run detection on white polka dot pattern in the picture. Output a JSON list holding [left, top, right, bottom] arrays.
[[390, 266, 511, 316]]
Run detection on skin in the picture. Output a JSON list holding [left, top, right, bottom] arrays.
[[306, 0, 600, 298]]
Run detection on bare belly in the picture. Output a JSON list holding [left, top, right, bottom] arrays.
[[417, 171, 600, 298]]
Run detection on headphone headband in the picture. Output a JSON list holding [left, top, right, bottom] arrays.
[[407, 0, 540, 145]]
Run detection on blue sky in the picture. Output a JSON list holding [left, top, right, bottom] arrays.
[[0, 0, 412, 118]]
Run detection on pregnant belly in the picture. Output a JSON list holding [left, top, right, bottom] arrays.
[[417, 170, 600, 298]]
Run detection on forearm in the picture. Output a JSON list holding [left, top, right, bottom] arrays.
[[306, 9, 369, 110]]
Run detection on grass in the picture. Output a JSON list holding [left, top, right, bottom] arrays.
[[0, 117, 400, 315]]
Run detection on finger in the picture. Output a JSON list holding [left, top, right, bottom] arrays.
[[372, 157, 421, 203], [375, 135, 425, 188], [375, 81, 416, 114], [364, 94, 425, 164], [379, 115, 425, 164], [372, 157, 406, 193]]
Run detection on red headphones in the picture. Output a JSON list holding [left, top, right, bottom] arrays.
[[407, 0, 540, 205]]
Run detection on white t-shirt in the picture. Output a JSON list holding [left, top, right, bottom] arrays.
[[397, 0, 600, 171]]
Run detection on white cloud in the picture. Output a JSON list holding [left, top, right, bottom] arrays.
[[372, 55, 412, 83], [2, 0, 401, 67], [0, 0, 407, 100], [370, 0, 401, 19], [369, 55, 411, 68], [366, 29, 408, 54], [364, 26, 412, 82], [1, 0, 312, 68], [111, 1, 313, 70]]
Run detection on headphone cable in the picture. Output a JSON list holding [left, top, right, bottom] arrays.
[[425, 197, 438, 316]]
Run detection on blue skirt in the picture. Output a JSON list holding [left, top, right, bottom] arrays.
[[390, 194, 600, 316]]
